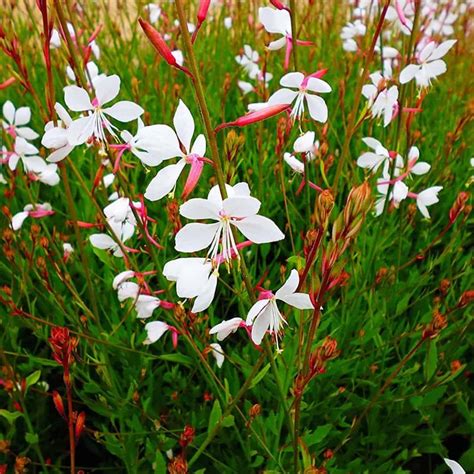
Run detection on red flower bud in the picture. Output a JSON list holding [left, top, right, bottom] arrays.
[[75, 411, 86, 442], [52, 390, 66, 419]]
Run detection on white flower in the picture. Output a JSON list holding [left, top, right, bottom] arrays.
[[210, 343, 225, 368], [139, 100, 207, 201], [64, 74, 144, 145], [235, 45, 259, 77], [41, 103, 75, 163], [341, 20, 366, 52], [7, 137, 41, 171], [284, 153, 304, 174], [89, 217, 135, 257], [26, 159, 60, 186], [50, 29, 61, 48], [416, 186, 442, 218], [163, 257, 218, 313], [357, 137, 403, 174], [444, 458, 465, 474], [224, 17, 232, 29], [246, 270, 313, 347], [10, 203, 53, 231], [375, 172, 409, 216], [175, 182, 284, 261], [238, 81, 254, 95], [259, 7, 292, 51], [267, 72, 331, 123], [209, 317, 244, 341], [135, 295, 161, 319], [144, 321, 170, 345], [145, 3, 161, 23], [171, 50, 184, 67], [2, 101, 38, 140], [400, 40, 456, 87]]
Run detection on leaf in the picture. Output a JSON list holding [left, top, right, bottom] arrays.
[[208, 400, 222, 434], [153, 451, 167, 474], [222, 415, 234, 427], [0, 409, 23, 424], [25, 370, 41, 389], [424, 340, 437, 381], [25, 432, 39, 444], [313, 424, 332, 443], [249, 363, 270, 389], [287, 255, 306, 271], [158, 353, 193, 367]]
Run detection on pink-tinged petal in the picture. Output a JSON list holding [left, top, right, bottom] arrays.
[[250, 305, 272, 345], [430, 40, 456, 61], [275, 269, 299, 297], [173, 100, 195, 152], [103, 101, 144, 122], [144, 321, 169, 344], [182, 159, 204, 199], [232, 215, 284, 243], [89, 233, 116, 250], [399, 64, 419, 84], [3, 100, 15, 124], [280, 72, 304, 88], [268, 88, 298, 105], [192, 273, 217, 312], [93, 74, 120, 105], [144, 160, 186, 201], [306, 77, 332, 93], [424, 59, 446, 79], [223, 196, 261, 218], [64, 85, 93, 112], [175, 222, 220, 252], [14, 107, 31, 126], [180, 197, 220, 220], [11, 211, 29, 231], [305, 94, 328, 123], [67, 116, 95, 145], [191, 133, 206, 157]]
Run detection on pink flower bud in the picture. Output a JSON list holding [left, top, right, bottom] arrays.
[[139, 18, 177, 66], [197, 0, 211, 24], [215, 104, 290, 132]]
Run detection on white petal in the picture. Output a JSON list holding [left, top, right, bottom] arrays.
[[293, 131, 315, 153], [357, 152, 384, 171], [191, 273, 218, 313], [135, 295, 160, 319], [410, 162, 430, 175], [17, 127, 39, 140], [144, 321, 169, 344], [64, 85, 93, 112], [258, 7, 291, 35], [268, 88, 298, 105], [173, 100, 194, 152], [190, 134, 206, 157], [306, 78, 332, 93], [233, 215, 284, 243], [223, 196, 261, 218], [134, 125, 181, 162], [175, 222, 220, 252], [209, 317, 242, 341], [430, 40, 456, 61], [113, 270, 135, 289], [267, 37, 286, 50], [180, 198, 220, 220], [3, 100, 15, 124], [275, 269, 299, 297], [14, 107, 31, 126], [399, 64, 420, 84], [250, 305, 272, 345], [117, 282, 140, 301], [210, 343, 225, 368], [443, 459, 465, 474], [144, 160, 186, 201], [424, 59, 446, 79], [67, 115, 95, 145], [103, 101, 144, 122], [246, 299, 270, 325], [278, 293, 313, 309], [419, 41, 437, 62], [93, 74, 120, 105], [305, 94, 328, 123], [89, 233, 116, 250], [11, 211, 29, 231], [280, 72, 304, 88]]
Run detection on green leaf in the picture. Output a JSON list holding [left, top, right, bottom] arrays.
[[25, 432, 39, 444], [158, 354, 193, 367], [424, 340, 437, 381], [313, 424, 332, 443], [208, 400, 222, 434], [153, 451, 167, 474], [222, 415, 234, 427], [287, 255, 306, 271], [0, 409, 23, 424], [25, 370, 41, 389], [249, 363, 270, 389]]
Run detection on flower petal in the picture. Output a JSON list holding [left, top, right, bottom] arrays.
[[64, 85, 93, 112], [223, 196, 261, 218], [173, 99, 194, 152], [175, 222, 220, 252], [103, 101, 144, 122], [305, 94, 328, 123], [280, 72, 304, 88], [144, 160, 186, 201], [233, 215, 284, 243], [93, 74, 120, 105], [180, 198, 220, 220]]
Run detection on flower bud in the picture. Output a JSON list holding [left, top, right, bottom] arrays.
[[52, 390, 66, 418], [449, 191, 470, 223]]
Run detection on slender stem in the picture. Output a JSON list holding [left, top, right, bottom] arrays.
[[332, 0, 392, 192], [66, 379, 76, 474], [289, 0, 298, 70]]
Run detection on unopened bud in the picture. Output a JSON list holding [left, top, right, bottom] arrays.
[[75, 411, 86, 442], [457, 290, 474, 308], [449, 191, 470, 223], [314, 189, 334, 228], [52, 390, 65, 418]]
